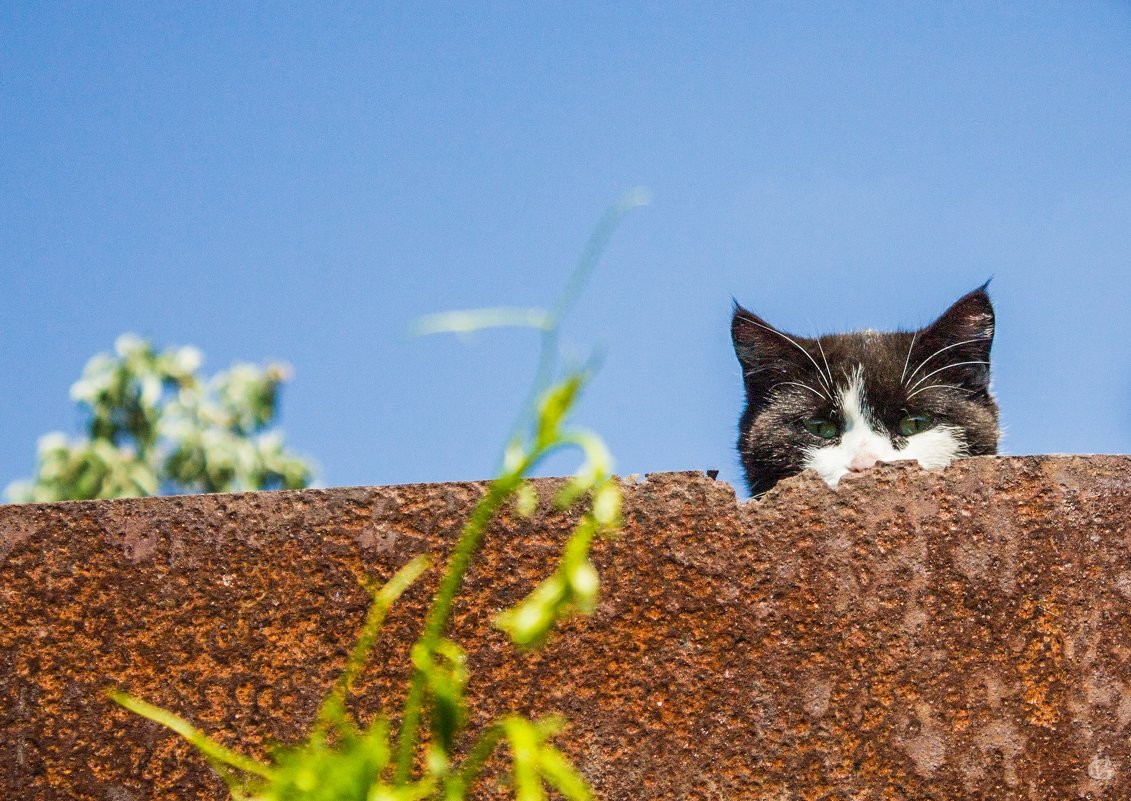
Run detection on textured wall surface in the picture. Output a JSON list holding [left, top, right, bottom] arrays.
[[3, 456, 1131, 800]]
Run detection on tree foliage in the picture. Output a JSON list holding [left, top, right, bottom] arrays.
[[6, 334, 313, 503]]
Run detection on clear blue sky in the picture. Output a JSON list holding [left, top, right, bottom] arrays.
[[3, 2, 1130, 495]]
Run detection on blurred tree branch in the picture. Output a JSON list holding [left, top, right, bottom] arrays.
[[6, 334, 313, 503]]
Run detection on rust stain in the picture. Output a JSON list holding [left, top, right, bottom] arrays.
[[1015, 596, 1068, 730]]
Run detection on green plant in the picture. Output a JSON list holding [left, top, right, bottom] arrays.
[[111, 191, 648, 800], [7, 336, 313, 502]]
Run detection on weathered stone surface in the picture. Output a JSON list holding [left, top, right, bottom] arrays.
[[2, 456, 1131, 799]]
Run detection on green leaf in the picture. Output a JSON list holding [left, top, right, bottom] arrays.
[[514, 482, 538, 518], [411, 638, 468, 755], [591, 482, 621, 527], [108, 690, 273, 780], [316, 555, 430, 736], [538, 745, 592, 801], [552, 476, 590, 510], [535, 376, 584, 443], [497, 716, 594, 801], [410, 307, 552, 337], [495, 574, 568, 648], [565, 558, 599, 614], [503, 718, 545, 801]]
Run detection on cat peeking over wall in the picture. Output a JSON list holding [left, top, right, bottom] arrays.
[[731, 285, 999, 497]]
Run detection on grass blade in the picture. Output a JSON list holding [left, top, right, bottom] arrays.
[[315, 554, 431, 736], [108, 690, 274, 780]]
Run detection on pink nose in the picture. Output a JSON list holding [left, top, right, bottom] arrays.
[[849, 452, 881, 472]]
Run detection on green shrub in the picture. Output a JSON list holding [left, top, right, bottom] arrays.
[[7, 337, 312, 502]]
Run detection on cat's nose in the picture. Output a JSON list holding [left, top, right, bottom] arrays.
[[848, 452, 881, 472]]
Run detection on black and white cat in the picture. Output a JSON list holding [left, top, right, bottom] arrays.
[[731, 286, 999, 497]]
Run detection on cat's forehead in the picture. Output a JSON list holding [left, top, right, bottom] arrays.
[[813, 330, 914, 377]]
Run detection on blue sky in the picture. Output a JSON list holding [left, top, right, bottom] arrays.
[[3, 2, 1131, 495]]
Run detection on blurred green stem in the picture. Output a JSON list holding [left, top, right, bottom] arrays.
[[393, 454, 534, 781], [109, 692, 274, 781], [445, 723, 506, 799], [314, 555, 430, 738], [511, 188, 649, 444]]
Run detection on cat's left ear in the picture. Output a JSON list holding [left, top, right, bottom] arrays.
[[912, 285, 995, 391]]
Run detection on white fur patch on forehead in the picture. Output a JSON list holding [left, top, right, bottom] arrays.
[[836, 366, 873, 433], [802, 367, 966, 488]]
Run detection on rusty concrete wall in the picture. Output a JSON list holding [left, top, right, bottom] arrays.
[[2, 456, 1131, 800]]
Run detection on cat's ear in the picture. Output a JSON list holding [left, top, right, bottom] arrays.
[[731, 302, 797, 370], [912, 285, 995, 391]]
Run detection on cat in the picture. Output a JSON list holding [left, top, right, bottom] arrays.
[[731, 285, 999, 497]]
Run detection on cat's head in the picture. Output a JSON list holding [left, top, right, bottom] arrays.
[[731, 285, 999, 496]]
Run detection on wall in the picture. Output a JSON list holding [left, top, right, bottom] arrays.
[[2, 456, 1130, 799]]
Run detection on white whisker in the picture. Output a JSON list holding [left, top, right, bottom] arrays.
[[741, 318, 832, 397], [815, 337, 834, 393], [904, 338, 991, 387], [906, 383, 975, 400], [899, 332, 917, 386], [770, 381, 827, 401], [907, 360, 990, 393]]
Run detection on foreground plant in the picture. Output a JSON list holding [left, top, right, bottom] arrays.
[[110, 191, 647, 800]]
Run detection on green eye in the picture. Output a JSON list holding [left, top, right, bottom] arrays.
[[802, 417, 839, 439], [898, 413, 934, 436]]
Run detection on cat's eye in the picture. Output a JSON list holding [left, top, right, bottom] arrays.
[[897, 413, 934, 436], [802, 417, 839, 439]]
